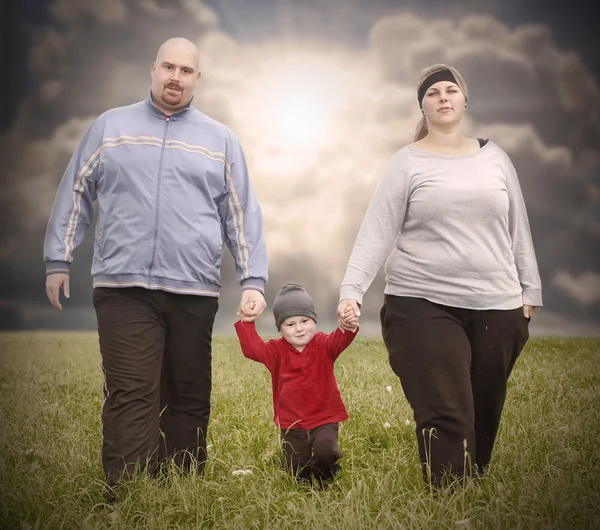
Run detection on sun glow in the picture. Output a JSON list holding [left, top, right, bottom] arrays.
[[239, 56, 350, 153], [270, 91, 328, 146]]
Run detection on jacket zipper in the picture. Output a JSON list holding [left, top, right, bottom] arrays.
[[148, 116, 170, 283]]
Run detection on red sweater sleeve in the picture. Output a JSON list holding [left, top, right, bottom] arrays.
[[234, 321, 279, 371], [325, 326, 359, 360]]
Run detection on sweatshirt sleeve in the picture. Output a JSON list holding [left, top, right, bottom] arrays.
[[340, 150, 409, 304], [325, 327, 359, 361], [43, 116, 104, 275], [221, 130, 268, 294], [234, 320, 278, 371], [504, 154, 543, 307]]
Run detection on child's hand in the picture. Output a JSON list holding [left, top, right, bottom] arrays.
[[240, 300, 257, 322], [339, 305, 359, 332], [237, 290, 266, 322]]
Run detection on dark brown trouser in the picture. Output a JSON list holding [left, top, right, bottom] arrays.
[[380, 295, 529, 487], [93, 287, 218, 486], [280, 423, 342, 484]]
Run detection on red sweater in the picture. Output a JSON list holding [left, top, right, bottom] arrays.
[[234, 321, 358, 430]]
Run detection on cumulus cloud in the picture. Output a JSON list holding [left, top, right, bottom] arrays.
[[2, 3, 599, 331], [369, 14, 600, 148]]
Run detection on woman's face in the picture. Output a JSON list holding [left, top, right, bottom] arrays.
[[421, 80, 466, 128]]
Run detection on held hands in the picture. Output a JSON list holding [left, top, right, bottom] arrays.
[[337, 298, 360, 333], [46, 273, 70, 310], [523, 305, 536, 319], [238, 289, 267, 322]]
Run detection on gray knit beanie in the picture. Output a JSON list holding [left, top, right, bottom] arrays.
[[273, 283, 317, 330]]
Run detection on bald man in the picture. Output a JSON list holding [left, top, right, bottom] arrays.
[[43, 37, 268, 498]]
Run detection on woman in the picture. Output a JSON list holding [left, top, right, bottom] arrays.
[[337, 64, 542, 487]]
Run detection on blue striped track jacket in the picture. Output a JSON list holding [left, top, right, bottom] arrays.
[[43, 96, 268, 296]]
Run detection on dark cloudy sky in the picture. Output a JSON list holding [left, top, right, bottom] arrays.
[[2, 0, 599, 336]]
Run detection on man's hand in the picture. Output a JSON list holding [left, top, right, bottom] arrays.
[[336, 298, 360, 333], [238, 289, 267, 322], [46, 273, 70, 310], [523, 305, 536, 319]]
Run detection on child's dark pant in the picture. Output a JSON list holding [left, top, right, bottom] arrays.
[[280, 423, 342, 483], [380, 295, 530, 487]]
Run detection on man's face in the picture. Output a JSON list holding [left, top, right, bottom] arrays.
[[151, 42, 200, 114]]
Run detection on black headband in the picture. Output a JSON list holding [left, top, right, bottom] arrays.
[[418, 69, 458, 107]]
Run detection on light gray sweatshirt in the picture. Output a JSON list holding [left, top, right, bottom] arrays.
[[340, 141, 543, 309]]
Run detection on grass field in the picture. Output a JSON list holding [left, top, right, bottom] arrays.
[[0, 332, 599, 529]]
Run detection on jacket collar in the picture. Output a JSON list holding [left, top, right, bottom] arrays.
[[146, 92, 194, 120]]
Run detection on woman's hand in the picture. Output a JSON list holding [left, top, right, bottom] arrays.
[[523, 305, 536, 319], [337, 299, 360, 332]]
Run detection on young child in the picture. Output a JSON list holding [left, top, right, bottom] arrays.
[[234, 283, 359, 485]]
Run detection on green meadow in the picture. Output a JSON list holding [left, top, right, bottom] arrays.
[[0, 333, 598, 529]]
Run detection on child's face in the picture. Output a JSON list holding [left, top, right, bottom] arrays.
[[279, 316, 316, 351]]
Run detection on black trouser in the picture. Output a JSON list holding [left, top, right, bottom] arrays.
[[93, 287, 218, 486], [380, 295, 529, 486], [280, 423, 342, 483]]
